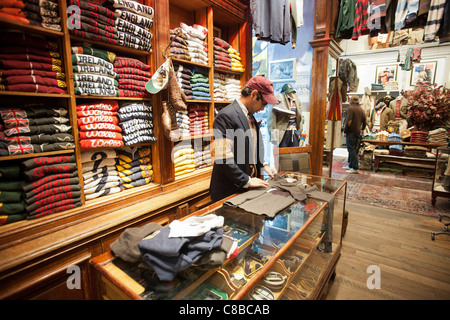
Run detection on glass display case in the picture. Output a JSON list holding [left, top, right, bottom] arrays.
[[431, 147, 450, 206], [91, 173, 347, 300]]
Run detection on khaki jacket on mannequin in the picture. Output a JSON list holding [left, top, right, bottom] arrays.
[[269, 92, 303, 146], [389, 95, 409, 121], [369, 104, 394, 132]]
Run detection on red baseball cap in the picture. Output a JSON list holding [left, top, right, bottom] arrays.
[[246, 76, 279, 105]]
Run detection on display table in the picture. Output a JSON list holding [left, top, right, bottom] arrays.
[[431, 147, 450, 206], [90, 173, 347, 300], [373, 154, 435, 171]]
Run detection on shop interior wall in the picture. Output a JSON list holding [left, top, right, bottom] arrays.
[[339, 37, 450, 93], [251, 0, 316, 169]]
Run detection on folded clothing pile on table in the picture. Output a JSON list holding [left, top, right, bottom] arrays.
[[22, 155, 82, 219], [0, 31, 67, 94], [404, 145, 428, 158], [117, 101, 156, 146], [77, 100, 124, 149], [81, 149, 120, 201], [137, 214, 236, 281], [427, 128, 448, 145], [388, 133, 403, 156], [116, 146, 153, 190], [410, 131, 427, 144], [0, 105, 74, 156]]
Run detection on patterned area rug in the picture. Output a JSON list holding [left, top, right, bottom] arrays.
[[323, 157, 450, 217]]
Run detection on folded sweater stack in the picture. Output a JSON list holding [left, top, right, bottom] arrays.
[[114, 56, 151, 98], [375, 131, 389, 142], [388, 133, 403, 155], [213, 37, 232, 71], [194, 143, 212, 170], [117, 102, 156, 146], [81, 149, 120, 200], [410, 131, 428, 144], [190, 68, 211, 101], [0, 105, 74, 156], [116, 146, 153, 190], [224, 75, 241, 101], [180, 22, 208, 65], [213, 72, 227, 102], [22, 155, 82, 219], [213, 37, 244, 72], [71, 45, 118, 97], [427, 128, 448, 145], [68, 0, 154, 52], [168, 28, 191, 61], [0, 164, 25, 225], [173, 142, 195, 177], [23, 0, 61, 31], [0, 0, 28, 24], [404, 145, 428, 158], [176, 110, 190, 138], [68, 0, 119, 46], [138, 214, 233, 281], [104, 0, 154, 52], [173, 63, 193, 100], [188, 104, 209, 136], [77, 99, 124, 149], [72, 48, 119, 97], [0, 31, 67, 94], [229, 47, 244, 72]]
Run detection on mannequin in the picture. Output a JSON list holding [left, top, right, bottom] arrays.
[[369, 98, 394, 132], [269, 83, 303, 147], [389, 91, 410, 120], [325, 77, 346, 149], [388, 91, 409, 133], [361, 87, 373, 118]]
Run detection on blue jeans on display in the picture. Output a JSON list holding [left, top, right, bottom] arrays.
[[346, 133, 360, 170]]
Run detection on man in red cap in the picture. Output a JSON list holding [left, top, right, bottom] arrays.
[[210, 75, 278, 202]]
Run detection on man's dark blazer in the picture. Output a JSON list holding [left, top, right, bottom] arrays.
[[209, 100, 265, 202]]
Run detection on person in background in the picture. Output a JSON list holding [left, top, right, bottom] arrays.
[[210, 76, 278, 202], [344, 95, 367, 174]]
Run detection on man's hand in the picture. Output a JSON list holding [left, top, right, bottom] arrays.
[[263, 165, 277, 178], [249, 177, 269, 188]]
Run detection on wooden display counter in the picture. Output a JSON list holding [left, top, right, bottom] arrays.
[[90, 174, 347, 300]]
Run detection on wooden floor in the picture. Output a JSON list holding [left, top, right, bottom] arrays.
[[323, 201, 450, 300]]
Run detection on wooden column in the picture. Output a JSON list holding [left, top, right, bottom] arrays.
[[153, 0, 174, 185], [308, 0, 341, 176]]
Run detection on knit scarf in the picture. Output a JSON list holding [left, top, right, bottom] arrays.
[[374, 102, 386, 111]]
